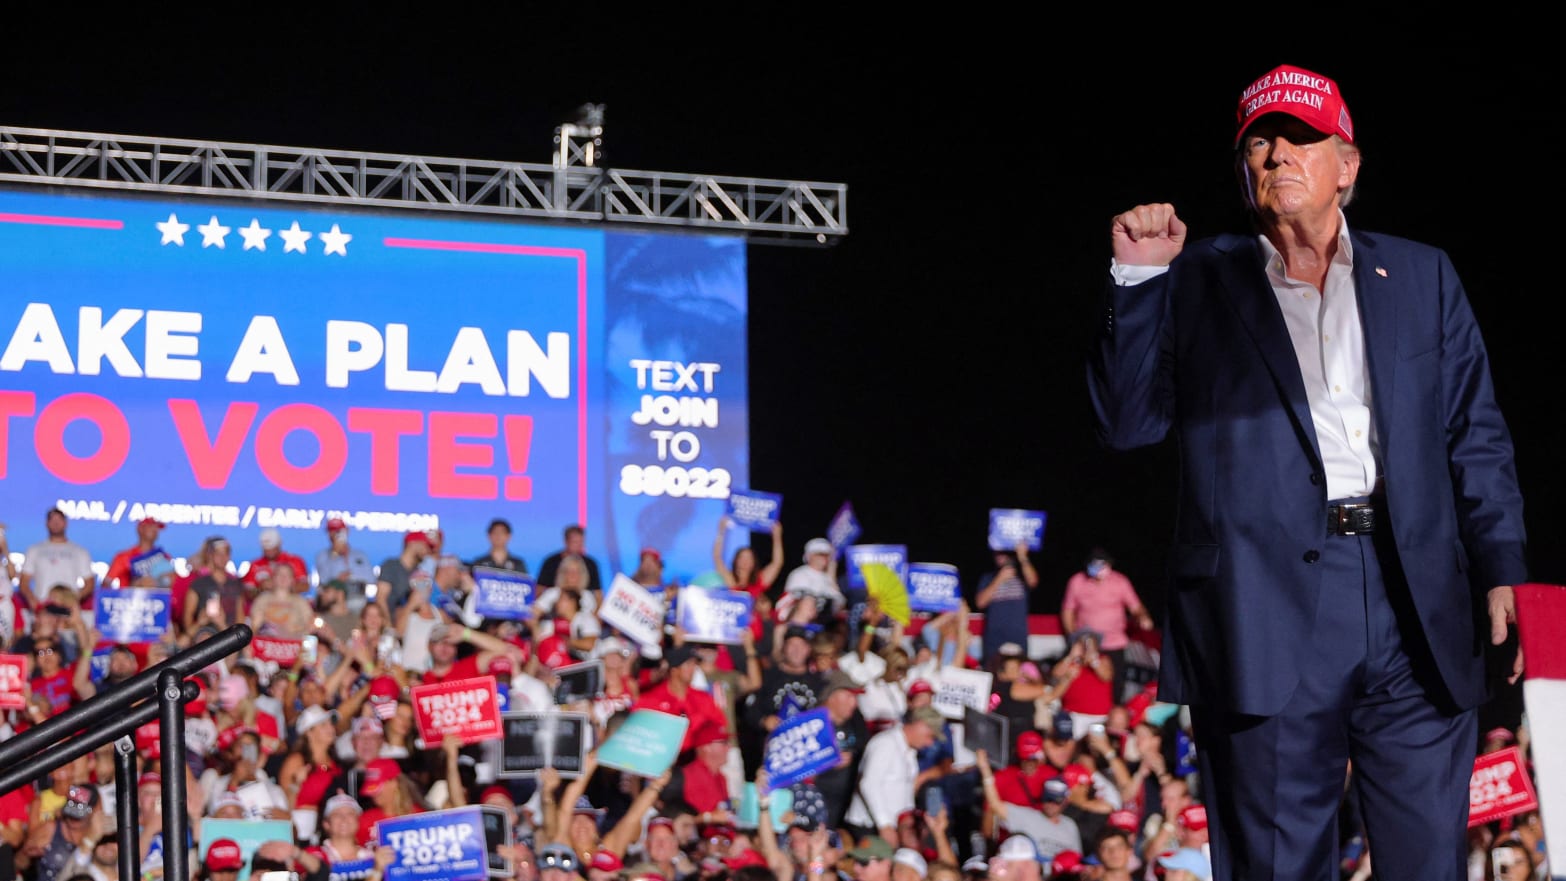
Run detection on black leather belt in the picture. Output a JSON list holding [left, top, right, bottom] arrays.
[[1327, 501, 1377, 535]]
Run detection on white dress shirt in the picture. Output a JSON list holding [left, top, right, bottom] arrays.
[[1110, 212, 1377, 500], [844, 724, 918, 831]]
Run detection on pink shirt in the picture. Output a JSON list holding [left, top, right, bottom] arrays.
[[1061, 570, 1140, 650]]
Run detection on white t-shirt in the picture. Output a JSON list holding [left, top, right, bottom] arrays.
[[21, 539, 95, 593]]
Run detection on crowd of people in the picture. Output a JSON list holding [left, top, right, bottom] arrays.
[[0, 507, 1549, 881]]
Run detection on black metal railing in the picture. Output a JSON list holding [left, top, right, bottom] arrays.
[[0, 625, 253, 881]]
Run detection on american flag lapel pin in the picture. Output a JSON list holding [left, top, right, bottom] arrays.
[[1375, 267, 1388, 277]]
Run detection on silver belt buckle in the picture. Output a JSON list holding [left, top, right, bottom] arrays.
[[1335, 503, 1368, 535]]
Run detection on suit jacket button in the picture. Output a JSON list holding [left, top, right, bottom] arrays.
[[1310, 473, 1322, 485], [1303, 549, 1321, 563]]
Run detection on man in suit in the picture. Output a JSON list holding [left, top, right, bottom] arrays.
[[1088, 63, 1527, 880]]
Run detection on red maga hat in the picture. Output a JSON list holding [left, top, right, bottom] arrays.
[[1235, 63, 1354, 146], [1178, 804, 1209, 831]]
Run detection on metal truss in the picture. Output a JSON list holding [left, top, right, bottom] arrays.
[[0, 125, 848, 244]]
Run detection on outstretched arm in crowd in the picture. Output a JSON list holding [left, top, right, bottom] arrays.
[[759, 521, 785, 588], [601, 767, 672, 857], [752, 769, 793, 880], [442, 735, 467, 807], [713, 517, 737, 588], [548, 750, 600, 844], [975, 749, 1009, 840], [72, 628, 101, 699]]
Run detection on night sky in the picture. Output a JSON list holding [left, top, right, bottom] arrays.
[[3, 27, 1557, 716]]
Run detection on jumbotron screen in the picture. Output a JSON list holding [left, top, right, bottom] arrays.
[[0, 188, 748, 582]]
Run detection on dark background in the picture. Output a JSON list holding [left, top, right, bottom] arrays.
[[3, 27, 1555, 719]]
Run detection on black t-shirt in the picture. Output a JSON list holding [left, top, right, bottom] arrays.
[[813, 710, 869, 827], [467, 552, 528, 575]]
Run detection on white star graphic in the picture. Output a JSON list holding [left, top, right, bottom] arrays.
[[279, 221, 312, 254], [197, 216, 231, 249], [239, 219, 272, 251], [156, 213, 190, 246], [319, 224, 352, 257]]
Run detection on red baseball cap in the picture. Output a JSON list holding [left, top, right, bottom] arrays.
[[403, 530, 430, 547], [1178, 804, 1208, 832], [640, 547, 662, 563], [138, 516, 167, 529], [724, 850, 767, 871], [906, 679, 934, 697], [1235, 63, 1354, 146], [206, 839, 244, 871], [1050, 851, 1083, 873], [368, 675, 401, 703], [361, 758, 401, 796], [1016, 731, 1044, 761], [590, 850, 623, 873], [1108, 809, 1140, 832], [327, 518, 348, 533], [1061, 764, 1094, 789]]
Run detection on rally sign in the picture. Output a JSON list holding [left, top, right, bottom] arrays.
[[128, 547, 175, 585], [0, 654, 26, 709], [553, 661, 603, 705], [907, 563, 961, 614], [677, 587, 753, 645], [330, 860, 376, 881], [827, 502, 861, 552], [498, 711, 590, 779], [597, 709, 688, 777], [963, 706, 1010, 768], [1469, 746, 1539, 826], [845, 544, 907, 591], [480, 805, 514, 878], [599, 573, 666, 647], [411, 676, 503, 745], [932, 667, 994, 720], [88, 645, 114, 684], [764, 707, 841, 789], [252, 636, 303, 666], [472, 567, 535, 621], [727, 489, 782, 532], [988, 509, 1047, 551], [379, 806, 489, 881], [826, 503, 864, 550], [95, 588, 172, 643], [200, 818, 295, 881]]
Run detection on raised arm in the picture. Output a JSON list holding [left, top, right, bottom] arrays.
[[713, 517, 737, 588], [758, 521, 785, 587], [601, 767, 671, 857]]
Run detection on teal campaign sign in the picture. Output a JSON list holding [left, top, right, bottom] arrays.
[[199, 819, 295, 881], [596, 709, 689, 777]]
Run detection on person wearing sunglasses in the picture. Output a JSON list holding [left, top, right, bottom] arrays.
[[537, 842, 584, 881]]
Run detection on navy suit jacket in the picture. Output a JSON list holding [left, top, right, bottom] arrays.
[[1088, 228, 1528, 716]]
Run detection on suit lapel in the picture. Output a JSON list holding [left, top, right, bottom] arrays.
[[1213, 235, 1323, 469], [1351, 230, 1397, 450]]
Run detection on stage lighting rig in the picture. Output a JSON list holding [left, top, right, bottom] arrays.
[[554, 103, 604, 168]]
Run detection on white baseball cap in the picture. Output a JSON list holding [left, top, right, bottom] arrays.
[[993, 834, 1040, 863], [294, 705, 334, 735], [259, 528, 281, 549], [803, 538, 833, 560], [892, 848, 927, 876]]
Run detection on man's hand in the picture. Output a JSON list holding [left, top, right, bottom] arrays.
[[1488, 586, 1525, 685], [1111, 203, 1187, 267]]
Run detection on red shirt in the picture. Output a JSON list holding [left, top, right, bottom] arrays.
[[678, 757, 730, 813], [359, 806, 424, 846], [994, 763, 1057, 808], [244, 551, 310, 587], [106, 544, 172, 588], [0, 784, 34, 827], [421, 655, 482, 686], [632, 682, 727, 753], [31, 669, 76, 715], [297, 763, 343, 809], [1061, 665, 1114, 716]]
